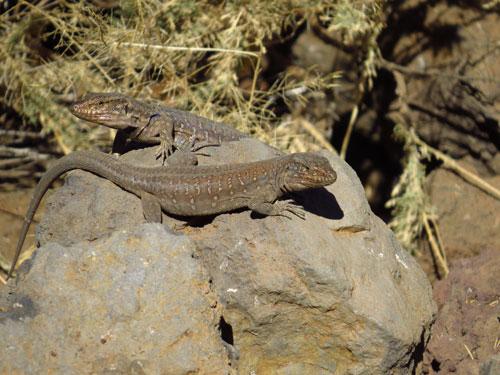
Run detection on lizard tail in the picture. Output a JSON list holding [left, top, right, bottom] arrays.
[[7, 151, 132, 280]]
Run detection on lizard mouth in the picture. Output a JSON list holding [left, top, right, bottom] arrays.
[[301, 171, 337, 187], [70, 102, 119, 126], [70, 101, 96, 119], [300, 163, 337, 187], [283, 169, 337, 192]]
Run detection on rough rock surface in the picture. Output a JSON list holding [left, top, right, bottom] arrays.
[[480, 355, 500, 375], [1, 139, 436, 374], [427, 165, 500, 260], [422, 249, 500, 374], [1, 224, 231, 374], [382, 2, 500, 173]]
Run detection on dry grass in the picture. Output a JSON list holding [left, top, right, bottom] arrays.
[[0, 0, 383, 155]]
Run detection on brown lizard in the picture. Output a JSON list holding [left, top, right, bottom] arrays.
[[70, 92, 250, 163], [7, 151, 336, 280]]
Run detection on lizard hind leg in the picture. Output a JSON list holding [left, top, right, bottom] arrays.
[[141, 191, 163, 223]]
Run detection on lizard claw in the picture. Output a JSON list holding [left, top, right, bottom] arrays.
[[277, 200, 306, 220], [286, 206, 306, 220], [155, 139, 175, 165]]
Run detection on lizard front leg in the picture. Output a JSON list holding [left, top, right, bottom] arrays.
[[166, 134, 200, 166], [247, 198, 306, 220], [131, 114, 175, 164], [156, 127, 176, 164]]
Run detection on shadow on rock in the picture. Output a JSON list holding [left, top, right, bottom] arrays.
[[294, 187, 344, 220]]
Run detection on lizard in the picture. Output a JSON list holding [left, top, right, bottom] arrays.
[[70, 92, 250, 164], [7, 150, 336, 280]]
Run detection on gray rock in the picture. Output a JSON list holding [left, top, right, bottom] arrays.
[[1, 139, 436, 374], [1, 224, 231, 374], [480, 355, 500, 375]]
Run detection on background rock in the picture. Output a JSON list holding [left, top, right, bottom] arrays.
[[426, 165, 500, 260], [1, 139, 436, 374], [381, 1, 500, 174]]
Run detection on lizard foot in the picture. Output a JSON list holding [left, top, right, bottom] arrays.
[[249, 199, 306, 220], [276, 199, 306, 220], [155, 139, 175, 165]]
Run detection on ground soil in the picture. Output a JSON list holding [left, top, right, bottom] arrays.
[[422, 249, 499, 374]]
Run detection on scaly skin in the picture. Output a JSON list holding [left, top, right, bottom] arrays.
[[70, 92, 248, 161], [7, 150, 336, 280]]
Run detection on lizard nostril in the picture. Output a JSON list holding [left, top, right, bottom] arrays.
[[70, 103, 81, 114]]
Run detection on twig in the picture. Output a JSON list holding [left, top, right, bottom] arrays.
[[0, 146, 52, 162], [0, 206, 29, 220], [482, 0, 500, 11], [423, 212, 449, 278], [0, 157, 32, 169], [379, 57, 500, 84], [291, 137, 308, 153], [400, 127, 500, 201], [0, 273, 6, 285], [247, 55, 262, 113], [340, 104, 358, 159], [379, 57, 430, 78], [52, 128, 72, 155], [0, 129, 45, 139], [263, 85, 310, 109], [0, 169, 37, 179], [463, 344, 475, 360], [413, 135, 500, 201], [88, 41, 260, 59], [431, 216, 447, 263], [309, 15, 356, 54], [300, 119, 336, 153]]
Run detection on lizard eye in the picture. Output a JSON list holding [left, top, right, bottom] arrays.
[[288, 162, 308, 173]]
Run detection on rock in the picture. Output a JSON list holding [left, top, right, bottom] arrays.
[[1, 139, 436, 373], [480, 355, 500, 375], [291, 30, 338, 74], [427, 166, 500, 260], [0, 224, 231, 374], [382, 3, 500, 173], [423, 249, 500, 374]]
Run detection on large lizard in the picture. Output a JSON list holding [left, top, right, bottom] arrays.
[[70, 93, 249, 163], [7, 151, 336, 279]]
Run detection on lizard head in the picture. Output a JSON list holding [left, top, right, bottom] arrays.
[[280, 153, 337, 192], [70, 93, 149, 129]]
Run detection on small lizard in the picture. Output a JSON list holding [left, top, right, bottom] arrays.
[[70, 93, 249, 163], [7, 150, 336, 280]]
